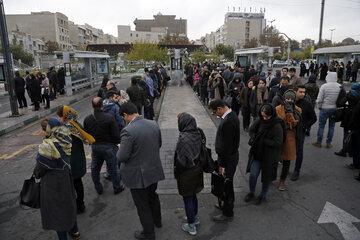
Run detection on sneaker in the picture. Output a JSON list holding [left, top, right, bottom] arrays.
[[290, 171, 300, 181], [95, 185, 103, 195], [278, 181, 286, 191], [212, 214, 233, 222], [182, 215, 200, 225], [312, 142, 322, 148], [182, 223, 197, 236], [325, 144, 333, 149]]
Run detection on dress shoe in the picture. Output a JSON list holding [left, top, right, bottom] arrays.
[[134, 230, 155, 240], [290, 171, 300, 181], [154, 222, 162, 228], [212, 214, 233, 222], [114, 185, 125, 195], [354, 175, 360, 181], [346, 164, 360, 170], [77, 204, 85, 214], [244, 193, 254, 202], [312, 142, 322, 148], [334, 150, 346, 157], [254, 196, 265, 205], [95, 185, 103, 195]]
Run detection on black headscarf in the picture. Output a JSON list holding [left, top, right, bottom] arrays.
[[176, 113, 202, 168]]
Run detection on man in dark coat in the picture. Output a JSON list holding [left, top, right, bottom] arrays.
[[84, 97, 123, 195], [28, 74, 41, 111], [14, 71, 27, 109], [209, 99, 240, 221], [291, 85, 317, 181], [126, 76, 145, 115], [47, 67, 57, 100], [57, 67, 65, 95], [117, 102, 164, 240], [269, 76, 291, 106]]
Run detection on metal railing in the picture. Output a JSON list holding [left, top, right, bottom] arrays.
[[71, 75, 101, 92]]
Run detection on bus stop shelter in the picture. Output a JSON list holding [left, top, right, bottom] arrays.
[[312, 44, 360, 65], [54, 51, 110, 96]]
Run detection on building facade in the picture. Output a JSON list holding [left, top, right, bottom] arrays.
[[201, 11, 265, 50], [301, 38, 315, 48], [133, 13, 187, 36], [117, 25, 165, 44], [6, 11, 72, 50], [8, 31, 45, 66]]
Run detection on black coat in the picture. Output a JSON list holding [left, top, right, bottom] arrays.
[[28, 78, 41, 102], [296, 98, 317, 130], [14, 76, 25, 93], [33, 163, 76, 231], [339, 92, 360, 130], [247, 117, 284, 183]]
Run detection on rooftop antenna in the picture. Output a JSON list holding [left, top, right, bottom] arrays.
[[228, 6, 229, 12], [250, 7, 252, 12]]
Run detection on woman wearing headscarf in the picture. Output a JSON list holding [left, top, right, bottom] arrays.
[[245, 104, 284, 204], [228, 73, 245, 116], [174, 112, 203, 236], [33, 117, 80, 240], [212, 73, 227, 100], [57, 106, 95, 214], [276, 90, 302, 191], [335, 83, 360, 160], [249, 78, 269, 119], [239, 80, 254, 131], [320, 63, 328, 81]]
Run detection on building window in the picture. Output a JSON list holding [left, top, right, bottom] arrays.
[[130, 33, 132, 37], [33, 41, 36, 46], [136, 34, 138, 37], [246, 21, 250, 27], [61, 19, 63, 25], [146, 34, 151, 40], [27, 35, 31, 41], [29, 44, 32, 50]]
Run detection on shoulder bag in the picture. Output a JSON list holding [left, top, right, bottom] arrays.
[[19, 175, 40, 209], [198, 128, 215, 173]]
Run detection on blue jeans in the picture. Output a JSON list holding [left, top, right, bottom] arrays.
[[56, 221, 78, 240], [317, 108, 336, 144], [183, 195, 198, 225], [249, 160, 270, 198], [295, 130, 306, 172], [91, 144, 120, 190]]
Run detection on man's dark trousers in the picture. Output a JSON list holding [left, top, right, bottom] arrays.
[[222, 152, 239, 217], [295, 130, 306, 173], [16, 92, 27, 108], [130, 183, 161, 234]]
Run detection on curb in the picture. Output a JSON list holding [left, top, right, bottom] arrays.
[[0, 88, 98, 137]]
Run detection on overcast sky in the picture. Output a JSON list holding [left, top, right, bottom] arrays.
[[4, 0, 360, 43]]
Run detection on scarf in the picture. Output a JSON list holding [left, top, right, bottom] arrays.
[[256, 86, 268, 104], [350, 83, 360, 97], [175, 113, 202, 168], [37, 117, 72, 170], [63, 106, 95, 144]]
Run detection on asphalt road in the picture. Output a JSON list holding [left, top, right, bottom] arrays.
[[0, 75, 359, 240]]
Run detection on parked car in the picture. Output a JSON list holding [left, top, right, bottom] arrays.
[[134, 68, 145, 80], [272, 60, 287, 68]]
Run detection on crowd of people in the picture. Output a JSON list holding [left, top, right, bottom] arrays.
[[13, 67, 65, 111], [30, 59, 360, 239]]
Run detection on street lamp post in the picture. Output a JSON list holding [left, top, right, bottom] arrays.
[[0, 0, 19, 116], [279, 32, 291, 65], [330, 28, 336, 43], [268, 19, 275, 67]]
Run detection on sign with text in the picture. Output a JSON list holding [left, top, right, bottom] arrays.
[[96, 60, 109, 74]]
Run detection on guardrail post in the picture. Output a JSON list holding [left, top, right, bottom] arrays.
[[63, 52, 73, 96]]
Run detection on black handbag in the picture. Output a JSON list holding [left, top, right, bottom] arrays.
[[331, 108, 345, 122], [211, 171, 225, 200], [20, 175, 40, 209], [198, 128, 215, 173]]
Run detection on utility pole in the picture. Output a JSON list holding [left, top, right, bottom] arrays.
[[330, 28, 336, 43], [0, 0, 18, 116], [318, 0, 325, 48]]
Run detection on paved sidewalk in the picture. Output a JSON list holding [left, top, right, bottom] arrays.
[[157, 80, 245, 194]]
